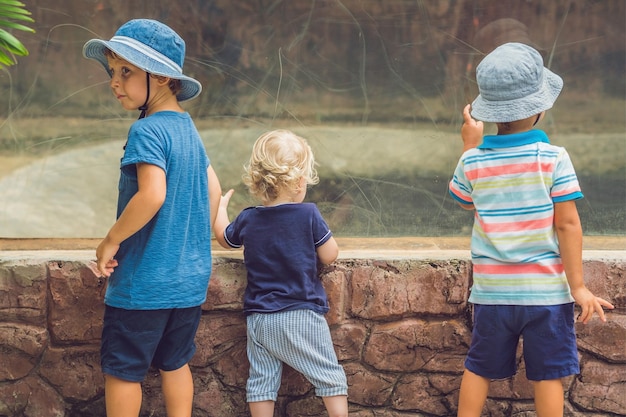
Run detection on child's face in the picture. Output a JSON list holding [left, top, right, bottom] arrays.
[[106, 55, 148, 112]]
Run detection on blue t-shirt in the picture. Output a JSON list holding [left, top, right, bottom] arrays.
[[224, 203, 333, 315], [105, 111, 213, 309]]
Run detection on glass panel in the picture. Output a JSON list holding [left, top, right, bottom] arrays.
[[0, 0, 623, 238]]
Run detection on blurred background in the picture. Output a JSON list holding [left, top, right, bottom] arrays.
[[0, 0, 624, 238]]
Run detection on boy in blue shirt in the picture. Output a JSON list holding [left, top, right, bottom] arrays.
[[84, 19, 222, 417]]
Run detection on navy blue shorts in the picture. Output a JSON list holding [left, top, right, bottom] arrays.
[[464, 303, 580, 381], [101, 305, 202, 382]]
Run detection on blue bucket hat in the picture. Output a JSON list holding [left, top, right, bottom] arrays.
[[471, 42, 563, 123], [83, 19, 202, 102]]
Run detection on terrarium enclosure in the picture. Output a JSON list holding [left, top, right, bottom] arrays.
[[0, 0, 624, 238]]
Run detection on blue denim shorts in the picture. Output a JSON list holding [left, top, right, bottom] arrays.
[[246, 309, 348, 402], [101, 305, 201, 382], [465, 303, 579, 381]]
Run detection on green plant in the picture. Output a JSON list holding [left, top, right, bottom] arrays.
[[0, 0, 34, 67]]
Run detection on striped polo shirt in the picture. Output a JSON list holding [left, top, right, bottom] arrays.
[[449, 129, 583, 306]]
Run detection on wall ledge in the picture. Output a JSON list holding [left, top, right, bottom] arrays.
[[1, 236, 624, 261]]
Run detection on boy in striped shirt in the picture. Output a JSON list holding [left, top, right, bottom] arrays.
[[449, 42, 614, 417]]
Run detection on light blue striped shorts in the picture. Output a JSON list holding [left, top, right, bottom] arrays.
[[246, 309, 348, 402]]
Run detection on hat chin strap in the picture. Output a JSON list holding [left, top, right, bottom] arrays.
[[138, 72, 150, 119]]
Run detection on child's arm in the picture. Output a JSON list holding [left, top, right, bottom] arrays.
[[208, 165, 222, 230], [213, 188, 235, 249], [317, 236, 339, 265], [554, 200, 614, 323], [450, 104, 481, 210], [96, 163, 166, 277], [461, 104, 483, 152]]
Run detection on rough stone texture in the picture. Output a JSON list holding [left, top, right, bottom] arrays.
[[0, 253, 624, 416]]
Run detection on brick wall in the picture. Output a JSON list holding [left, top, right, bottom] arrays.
[[0, 251, 624, 416]]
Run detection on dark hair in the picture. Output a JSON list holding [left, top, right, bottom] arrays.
[[168, 79, 182, 96]]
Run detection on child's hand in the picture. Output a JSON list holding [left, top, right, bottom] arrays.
[[96, 236, 120, 278], [461, 104, 483, 151], [571, 286, 615, 324], [220, 189, 235, 210], [214, 189, 235, 248]]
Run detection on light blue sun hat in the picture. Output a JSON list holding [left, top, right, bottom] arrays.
[[471, 42, 563, 123], [83, 19, 202, 102]]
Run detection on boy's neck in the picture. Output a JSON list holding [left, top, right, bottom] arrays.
[[264, 187, 303, 207], [264, 195, 299, 207], [144, 86, 184, 117], [496, 113, 543, 135]]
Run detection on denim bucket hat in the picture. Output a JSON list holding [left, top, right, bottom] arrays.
[[83, 19, 202, 102], [471, 42, 562, 123]]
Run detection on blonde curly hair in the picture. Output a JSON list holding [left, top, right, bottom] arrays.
[[243, 129, 319, 204]]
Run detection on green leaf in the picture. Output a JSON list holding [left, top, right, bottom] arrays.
[[0, 0, 33, 66], [0, 5, 31, 16], [0, 52, 15, 65], [0, 0, 30, 5], [0, 13, 33, 23], [0, 28, 28, 56], [0, 0, 32, 9], [0, 2, 33, 20], [0, 20, 34, 32]]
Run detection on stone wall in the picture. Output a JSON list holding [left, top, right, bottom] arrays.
[[0, 251, 624, 417]]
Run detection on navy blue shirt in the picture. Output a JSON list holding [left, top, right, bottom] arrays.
[[224, 203, 333, 315]]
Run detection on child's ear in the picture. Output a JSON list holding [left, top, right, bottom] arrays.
[[533, 111, 546, 126], [153, 75, 171, 86], [295, 176, 306, 191]]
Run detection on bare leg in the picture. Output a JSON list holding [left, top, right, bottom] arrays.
[[322, 395, 348, 417], [534, 379, 564, 417], [105, 374, 142, 417], [457, 369, 490, 417], [161, 364, 194, 417], [249, 400, 275, 417]]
